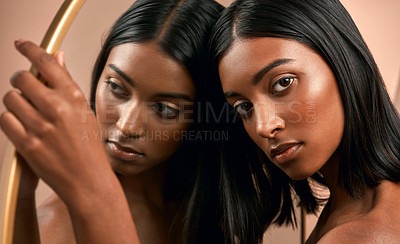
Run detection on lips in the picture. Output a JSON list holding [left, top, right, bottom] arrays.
[[106, 140, 144, 161], [270, 142, 302, 164]]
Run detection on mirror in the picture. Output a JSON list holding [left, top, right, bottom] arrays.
[[0, 0, 399, 243]]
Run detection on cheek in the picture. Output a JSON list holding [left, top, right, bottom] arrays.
[[294, 69, 344, 128], [159, 121, 191, 143], [95, 85, 106, 123], [95, 88, 119, 126], [145, 121, 191, 160], [285, 102, 318, 126], [310, 78, 344, 133], [315, 87, 344, 144], [301, 76, 345, 158]]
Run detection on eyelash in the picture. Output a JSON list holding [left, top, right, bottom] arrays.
[[152, 103, 180, 119], [105, 80, 182, 120], [232, 76, 295, 119], [271, 76, 295, 94], [233, 101, 254, 119], [105, 80, 128, 98]]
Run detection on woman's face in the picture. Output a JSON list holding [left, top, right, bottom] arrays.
[[219, 37, 344, 180], [96, 42, 195, 176]]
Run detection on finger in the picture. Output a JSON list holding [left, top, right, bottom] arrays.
[[10, 70, 53, 111], [14, 40, 71, 89], [53, 50, 73, 81], [54, 50, 65, 68], [0, 111, 28, 149], [1, 111, 53, 181], [3, 90, 46, 134]]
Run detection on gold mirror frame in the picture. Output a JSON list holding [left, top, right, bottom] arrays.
[[0, 1, 85, 243]]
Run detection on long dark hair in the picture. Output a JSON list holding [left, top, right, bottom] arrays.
[[89, 0, 225, 243], [210, 0, 400, 243]]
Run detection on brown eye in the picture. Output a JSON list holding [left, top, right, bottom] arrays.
[[105, 80, 128, 97], [233, 101, 253, 118], [152, 103, 180, 119], [272, 76, 295, 94]]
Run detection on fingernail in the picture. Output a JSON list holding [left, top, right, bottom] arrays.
[[59, 50, 65, 66], [55, 50, 65, 58], [54, 50, 65, 67], [10, 70, 23, 86], [14, 39, 25, 47]]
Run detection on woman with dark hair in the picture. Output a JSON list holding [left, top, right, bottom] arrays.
[[211, 0, 400, 243], [1, 0, 224, 243]]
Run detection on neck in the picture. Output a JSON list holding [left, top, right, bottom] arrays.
[[318, 148, 350, 207], [317, 149, 375, 231], [117, 162, 168, 208]]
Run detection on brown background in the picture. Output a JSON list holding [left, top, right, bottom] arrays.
[[0, 0, 399, 243]]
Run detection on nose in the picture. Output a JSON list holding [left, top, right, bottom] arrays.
[[254, 103, 285, 139], [116, 101, 145, 138]]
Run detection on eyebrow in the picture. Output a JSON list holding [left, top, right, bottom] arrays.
[[108, 64, 193, 102], [154, 93, 194, 102], [224, 58, 294, 99], [109, 64, 135, 86], [224, 91, 242, 99], [252, 58, 294, 85]]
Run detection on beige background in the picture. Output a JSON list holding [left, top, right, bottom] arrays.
[[0, 0, 399, 243]]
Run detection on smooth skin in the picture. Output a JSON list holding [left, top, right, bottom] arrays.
[[36, 42, 194, 244], [218, 37, 400, 243], [93, 42, 194, 243], [1, 40, 140, 244], [96, 42, 194, 176], [2, 40, 195, 243]]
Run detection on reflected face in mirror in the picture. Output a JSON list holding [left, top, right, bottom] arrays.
[[95, 42, 195, 175], [219, 37, 345, 180]]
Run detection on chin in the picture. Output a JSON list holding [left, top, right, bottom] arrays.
[[113, 165, 144, 176], [284, 169, 314, 181], [109, 160, 142, 176]]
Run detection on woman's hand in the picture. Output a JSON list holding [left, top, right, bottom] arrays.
[[1, 40, 140, 243], [0, 40, 113, 205]]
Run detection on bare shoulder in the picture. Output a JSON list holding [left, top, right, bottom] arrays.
[[318, 214, 400, 244], [37, 193, 76, 244], [318, 182, 400, 243]]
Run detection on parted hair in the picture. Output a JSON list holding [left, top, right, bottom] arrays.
[[89, 0, 225, 243], [210, 0, 400, 243]]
